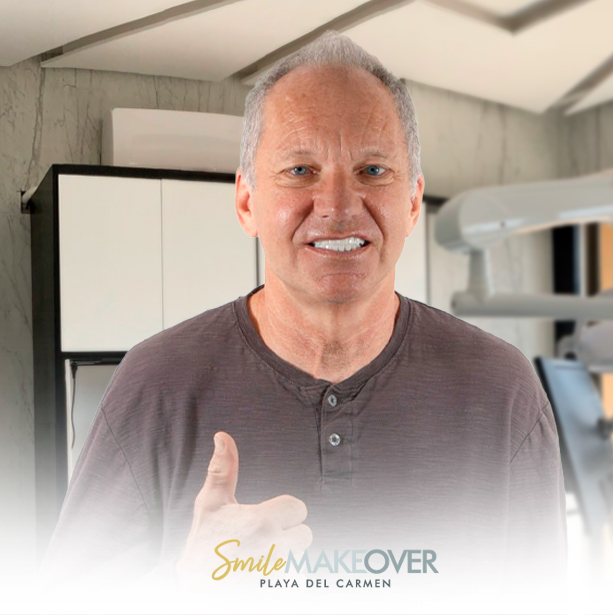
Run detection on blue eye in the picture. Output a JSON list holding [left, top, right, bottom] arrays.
[[289, 166, 309, 176], [364, 165, 385, 176]]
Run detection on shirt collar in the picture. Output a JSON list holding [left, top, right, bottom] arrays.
[[234, 285, 411, 393]]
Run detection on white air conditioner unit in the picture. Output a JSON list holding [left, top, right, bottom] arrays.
[[101, 108, 244, 173]]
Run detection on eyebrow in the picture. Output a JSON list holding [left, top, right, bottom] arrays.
[[274, 148, 391, 162]]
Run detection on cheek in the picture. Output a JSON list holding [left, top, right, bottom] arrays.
[[259, 191, 308, 246], [371, 197, 408, 238]]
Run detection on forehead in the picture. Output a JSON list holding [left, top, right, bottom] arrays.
[[260, 65, 404, 156]]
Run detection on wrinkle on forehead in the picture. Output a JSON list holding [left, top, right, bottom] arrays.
[[270, 106, 400, 161], [260, 65, 405, 165], [357, 105, 393, 155]]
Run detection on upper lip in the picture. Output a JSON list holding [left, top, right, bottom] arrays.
[[306, 234, 370, 244]]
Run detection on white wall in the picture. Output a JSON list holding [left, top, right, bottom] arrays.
[[0, 59, 570, 577]]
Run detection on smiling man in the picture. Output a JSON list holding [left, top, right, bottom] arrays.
[[40, 31, 566, 610], [234, 62, 419, 384]]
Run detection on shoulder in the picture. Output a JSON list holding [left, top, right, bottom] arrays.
[[129, 299, 239, 364], [403, 297, 550, 443], [406, 298, 530, 370], [100, 299, 241, 422]]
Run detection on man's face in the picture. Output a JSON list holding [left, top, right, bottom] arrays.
[[237, 64, 423, 305]]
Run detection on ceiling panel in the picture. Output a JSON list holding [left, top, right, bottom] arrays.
[[568, 72, 613, 114], [344, 0, 613, 113], [0, 0, 191, 66], [42, 0, 367, 82], [447, 0, 541, 17]]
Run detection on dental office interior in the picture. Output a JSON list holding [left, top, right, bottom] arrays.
[[1, 1, 613, 613]]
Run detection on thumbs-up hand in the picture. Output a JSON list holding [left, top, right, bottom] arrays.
[[175, 432, 313, 587]]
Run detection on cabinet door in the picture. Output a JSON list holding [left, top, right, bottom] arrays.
[[162, 180, 257, 329], [59, 175, 163, 351]]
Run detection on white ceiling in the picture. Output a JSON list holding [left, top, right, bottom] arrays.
[[345, 0, 613, 113], [459, 0, 542, 16], [41, 0, 367, 82], [2, 0, 613, 115], [0, 0, 189, 67], [569, 69, 613, 114]]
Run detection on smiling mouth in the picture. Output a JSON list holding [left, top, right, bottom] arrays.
[[308, 237, 369, 252]]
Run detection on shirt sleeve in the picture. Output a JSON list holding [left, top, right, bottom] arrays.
[[37, 405, 170, 590], [503, 400, 568, 605]]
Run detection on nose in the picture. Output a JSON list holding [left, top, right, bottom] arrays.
[[312, 169, 364, 221]]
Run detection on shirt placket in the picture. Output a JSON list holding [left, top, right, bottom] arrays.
[[320, 386, 353, 489]]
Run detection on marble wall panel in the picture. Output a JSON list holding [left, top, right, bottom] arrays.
[[596, 103, 613, 170], [557, 101, 613, 180], [0, 212, 35, 580], [410, 80, 560, 365], [0, 58, 251, 575], [558, 107, 601, 178], [405, 78, 562, 198]]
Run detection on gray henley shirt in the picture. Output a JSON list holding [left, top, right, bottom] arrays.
[[41, 286, 567, 600]]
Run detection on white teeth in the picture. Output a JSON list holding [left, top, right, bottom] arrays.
[[312, 237, 366, 252]]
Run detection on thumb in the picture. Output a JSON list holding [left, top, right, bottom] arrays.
[[198, 431, 239, 510]]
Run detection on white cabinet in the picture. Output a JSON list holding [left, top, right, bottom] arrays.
[[58, 175, 163, 351], [162, 180, 256, 329], [57, 173, 256, 351]]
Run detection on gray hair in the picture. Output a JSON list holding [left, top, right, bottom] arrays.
[[240, 30, 421, 192]]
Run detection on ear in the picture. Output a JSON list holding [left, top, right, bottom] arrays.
[[235, 168, 258, 237], [405, 174, 425, 237]]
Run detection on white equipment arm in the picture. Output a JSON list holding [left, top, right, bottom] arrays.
[[434, 171, 613, 320], [435, 170, 613, 253]]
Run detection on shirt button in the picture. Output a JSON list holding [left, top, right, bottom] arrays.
[[327, 394, 338, 407], [329, 433, 342, 447]]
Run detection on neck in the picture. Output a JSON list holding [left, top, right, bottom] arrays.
[[247, 278, 400, 384]]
